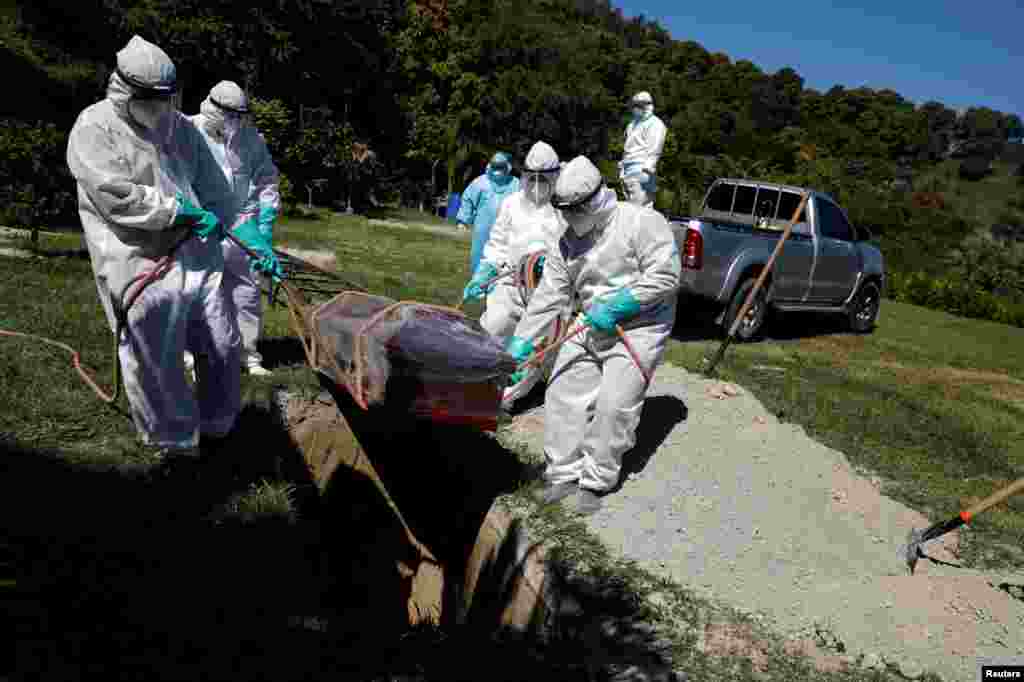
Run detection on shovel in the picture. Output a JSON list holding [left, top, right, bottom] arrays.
[[702, 192, 809, 377], [902, 475, 1024, 575]]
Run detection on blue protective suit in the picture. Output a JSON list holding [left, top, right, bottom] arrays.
[[457, 165, 520, 274]]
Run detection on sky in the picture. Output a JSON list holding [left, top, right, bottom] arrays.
[[616, 0, 1023, 119]]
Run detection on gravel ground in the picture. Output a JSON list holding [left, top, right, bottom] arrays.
[[502, 362, 1024, 682]]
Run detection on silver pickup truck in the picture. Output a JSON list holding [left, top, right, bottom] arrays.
[[670, 178, 885, 339]]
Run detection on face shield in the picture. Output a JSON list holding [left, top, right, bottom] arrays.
[[523, 169, 559, 206], [128, 92, 181, 144], [211, 95, 251, 146]]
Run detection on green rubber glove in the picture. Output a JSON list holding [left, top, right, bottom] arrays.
[[257, 204, 277, 240], [505, 335, 535, 385], [173, 192, 222, 240], [231, 216, 281, 281], [463, 262, 499, 303], [583, 288, 641, 334], [256, 252, 284, 282]]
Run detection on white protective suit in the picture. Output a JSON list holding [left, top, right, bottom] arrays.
[[620, 91, 668, 209], [512, 156, 680, 494], [480, 142, 567, 407], [66, 36, 241, 452], [189, 81, 281, 375]]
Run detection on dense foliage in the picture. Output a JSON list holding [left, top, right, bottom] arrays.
[[3, 0, 1024, 324]]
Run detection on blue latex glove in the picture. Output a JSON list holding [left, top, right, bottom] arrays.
[[173, 192, 221, 240], [462, 262, 498, 303], [583, 288, 641, 334], [505, 335, 535, 385]]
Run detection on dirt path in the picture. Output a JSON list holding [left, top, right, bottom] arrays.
[[502, 363, 1024, 681], [366, 217, 470, 240]]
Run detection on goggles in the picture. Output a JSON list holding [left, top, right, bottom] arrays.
[[117, 66, 178, 99], [551, 182, 603, 214], [211, 96, 250, 115]]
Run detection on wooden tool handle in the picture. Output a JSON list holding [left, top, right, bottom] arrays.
[[963, 476, 1024, 521], [724, 192, 809, 338]]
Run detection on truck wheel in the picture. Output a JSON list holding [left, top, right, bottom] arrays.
[[848, 280, 881, 333], [724, 278, 767, 341]]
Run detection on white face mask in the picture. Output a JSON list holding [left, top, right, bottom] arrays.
[[223, 112, 250, 143], [566, 213, 598, 237], [562, 187, 614, 236], [129, 99, 174, 130]]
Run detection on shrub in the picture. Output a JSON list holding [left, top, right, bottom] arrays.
[[0, 119, 77, 231], [948, 235, 1024, 299], [990, 224, 1024, 242], [959, 156, 991, 181], [911, 191, 945, 210], [277, 172, 297, 211], [888, 270, 1024, 328]]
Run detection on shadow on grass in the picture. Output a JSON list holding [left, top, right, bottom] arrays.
[[258, 335, 315, 370], [2, 383, 684, 681], [610, 395, 689, 494]]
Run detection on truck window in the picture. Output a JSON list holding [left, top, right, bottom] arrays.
[[817, 199, 854, 241], [705, 182, 735, 212], [733, 185, 757, 215], [777, 191, 806, 222], [756, 188, 781, 220]]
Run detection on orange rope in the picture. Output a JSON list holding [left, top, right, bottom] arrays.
[[0, 233, 189, 407], [0, 328, 121, 404], [517, 322, 587, 372], [615, 324, 652, 386]]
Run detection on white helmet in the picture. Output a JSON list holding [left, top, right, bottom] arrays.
[[523, 141, 560, 206], [631, 91, 654, 107], [552, 156, 614, 236]]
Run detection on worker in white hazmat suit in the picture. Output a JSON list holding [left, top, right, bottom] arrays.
[[462, 141, 567, 407], [185, 81, 282, 377], [66, 35, 242, 459], [504, 156, 680, 516], [618, 91, 667, 209]]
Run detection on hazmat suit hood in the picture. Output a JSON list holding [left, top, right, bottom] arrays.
[[553, 156, 616, 237], [198, 80, 250, 143], [486, 152, 515, 188], [522, 141, 560, 207], [630, 91, 655, 123], [107, 36, 181, 141]]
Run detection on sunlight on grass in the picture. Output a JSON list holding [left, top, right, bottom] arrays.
[[215, 479, 298, 524]]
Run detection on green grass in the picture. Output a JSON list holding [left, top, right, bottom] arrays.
[[665, 303, 1024, 569], [1, 213, 475, 463], [363, 205, 456, 228], [1, 212, 1018, 680]]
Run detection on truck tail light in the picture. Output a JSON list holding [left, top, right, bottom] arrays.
[[682, 227, 703, 270]]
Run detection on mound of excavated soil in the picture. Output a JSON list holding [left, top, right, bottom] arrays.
[[502, 363, 1024, 681]]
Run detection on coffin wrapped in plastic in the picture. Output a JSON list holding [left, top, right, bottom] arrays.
[[307, 292, 517, 431]]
